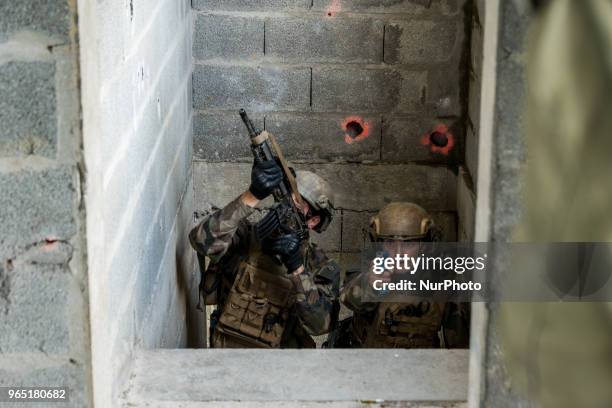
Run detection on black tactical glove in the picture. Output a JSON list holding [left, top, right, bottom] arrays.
[[249, 160, 283, 200], [262, 233, 304, 272]]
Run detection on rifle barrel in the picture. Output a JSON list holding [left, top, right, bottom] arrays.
[[239, 108, 258, 138]]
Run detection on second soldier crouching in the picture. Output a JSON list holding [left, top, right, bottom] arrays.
[[189, 159, 340, 348]]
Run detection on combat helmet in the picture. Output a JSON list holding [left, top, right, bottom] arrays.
[[369, 202, 436, 241], [295, 170, 334, 233]]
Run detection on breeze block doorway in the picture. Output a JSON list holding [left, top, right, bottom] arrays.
[[76, 0, 527, 406]]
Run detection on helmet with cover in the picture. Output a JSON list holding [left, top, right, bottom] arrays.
[[369, 202, 438, 241], [295, 170, 334, 233]]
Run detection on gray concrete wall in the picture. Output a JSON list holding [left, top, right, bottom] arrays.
[[77, 0, 200, 405], [470, 0, 532, 406], [192, 0, 473, 268], [480, 1, 530, 406], [0, 1, 92, 406], [456, 0, 482, 242], [465, 0, 484, 186]]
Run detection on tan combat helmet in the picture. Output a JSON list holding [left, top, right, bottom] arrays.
[[295, 170, 334, 233], [369, 202, 434, 241]]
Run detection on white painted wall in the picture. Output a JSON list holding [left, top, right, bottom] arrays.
[[77, 0, 199, 405]]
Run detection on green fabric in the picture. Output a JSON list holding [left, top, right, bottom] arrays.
[[501, 1, 612, 407]]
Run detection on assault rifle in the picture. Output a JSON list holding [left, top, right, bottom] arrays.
[[239, 109, 308, 242]]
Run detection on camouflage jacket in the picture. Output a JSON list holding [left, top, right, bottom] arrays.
[[189, 195, 340, 348]]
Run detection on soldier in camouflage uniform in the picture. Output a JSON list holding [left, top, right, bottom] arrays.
[[334, 202, 469, 348], [189, 159, 340, 348]]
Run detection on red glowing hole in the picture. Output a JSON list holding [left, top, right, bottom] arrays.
[[346, 121, 364, 139], [421, 124, 455, 155], [429, 131, 449, 147], [342, 116, 370, 144]]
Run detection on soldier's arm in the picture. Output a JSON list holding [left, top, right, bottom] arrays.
[[189, 191, 258, 263], [291, 256, 341, 336], [340, 270, 378, 313]]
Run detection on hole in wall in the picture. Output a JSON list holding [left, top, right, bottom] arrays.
[[341, 116, 370, 144], [420, 124, 455, 155], [429, 131, 449, 147], [345, 121, 364, 139]]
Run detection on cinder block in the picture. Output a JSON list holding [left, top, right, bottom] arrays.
[[265, 113, 381, 161], [194, 15, 263, 60], [193, 65, 310, 111], [385, 19, 464, 64], [341, 210, 375, 252], [426, 67, 463, 117], [381, 116, 462, 163], [312, 67, 426, 113], [457, 167, 475, 242], [0, 361, 89, 407], [468, 71, 481, 132], [311, 0, 466, 15], [194, 162, 457, 212], [0, 263, 72, 354], [0, 165, 76, 258], [0, 62, 57, 158], [265, 17, 383, 63], [465, 124, 478, 184], [470, 14, 484, 77], [0, 1, 70, 41], [193, 111, 264, 160], [194, 161, 251, 211], [18, 240, 73, 265], [193, 0, 310, 11]]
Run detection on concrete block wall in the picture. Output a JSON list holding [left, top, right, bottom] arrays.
[[78, 0, 199, 405], [465, 0, 484, 185], [192, 0, 472, 267], [456, 0, 482, 242], [0, 2, 92, 407], [476, 1, 531, 406]]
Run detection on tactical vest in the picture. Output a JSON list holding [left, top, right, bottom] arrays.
[[353, 300, 445, 348], [211, 252, 297, 348]]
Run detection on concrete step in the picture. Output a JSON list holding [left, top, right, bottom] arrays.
[[122, 349, 469, 407]]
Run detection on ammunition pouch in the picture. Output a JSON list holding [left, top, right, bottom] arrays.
[[212, 261, 296, 348], [353, 301, 445, 348]]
